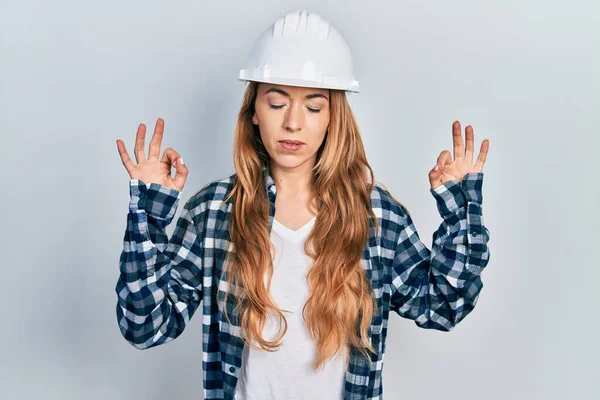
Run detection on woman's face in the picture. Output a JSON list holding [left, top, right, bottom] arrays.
[[253, 83, 330, 170]]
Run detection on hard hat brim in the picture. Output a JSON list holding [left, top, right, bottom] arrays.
[[237, 75, 360, 93]]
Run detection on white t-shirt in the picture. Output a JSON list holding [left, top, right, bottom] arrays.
[[234, 216, 347, 400]]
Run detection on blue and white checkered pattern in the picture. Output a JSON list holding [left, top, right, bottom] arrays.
[[115, 164, 490, 399]]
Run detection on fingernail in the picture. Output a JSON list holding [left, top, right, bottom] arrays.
[[434, 164, 439, 171], [179, 158, 184, 165]]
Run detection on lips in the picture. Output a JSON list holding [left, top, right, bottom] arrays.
[[279, 140, 305, 145], [278, 140, 304, 152]]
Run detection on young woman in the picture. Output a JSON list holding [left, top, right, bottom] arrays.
[[114, 10, 490, 400]]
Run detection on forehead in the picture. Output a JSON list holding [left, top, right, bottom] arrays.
[[259, 83, 329, 98]]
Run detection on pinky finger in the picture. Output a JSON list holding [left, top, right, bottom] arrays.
[[116, 139, 136, 176], [475, 139, 489, 171]]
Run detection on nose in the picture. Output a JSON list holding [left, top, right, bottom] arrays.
[[283, 103, 304, 132]]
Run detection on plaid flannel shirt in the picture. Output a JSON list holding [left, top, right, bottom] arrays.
[[115, 164, 490, 399]]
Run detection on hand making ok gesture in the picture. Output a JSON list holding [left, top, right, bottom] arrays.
[[116, 118, 188, 192], [429, 121, 489, 190]]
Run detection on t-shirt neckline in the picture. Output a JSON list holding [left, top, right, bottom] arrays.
[[272, 215, 316, 242]]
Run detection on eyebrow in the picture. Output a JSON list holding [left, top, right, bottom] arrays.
[[264, 87, 328, 100]]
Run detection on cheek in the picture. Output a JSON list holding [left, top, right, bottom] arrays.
[[257, 126, 279, 149], [313, 117, 330, 141], [254, 110, 274, 140]]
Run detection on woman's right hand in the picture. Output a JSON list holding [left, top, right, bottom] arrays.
[[116, 118, 188, 192]]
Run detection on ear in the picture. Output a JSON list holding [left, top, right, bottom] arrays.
[[252, 112, 258, 125]]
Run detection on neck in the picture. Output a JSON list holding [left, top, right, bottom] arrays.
[[268, 158, 315, 196]]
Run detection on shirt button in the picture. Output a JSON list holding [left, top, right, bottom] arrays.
[[229, 366, 236, 373]]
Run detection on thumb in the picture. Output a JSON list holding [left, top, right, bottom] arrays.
[[172, 155, 188, 192], [428, 151, 451, 188], [428, 162, 442, 187], [163, 148, 188, 191]]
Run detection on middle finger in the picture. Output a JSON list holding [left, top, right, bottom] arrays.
[[148, 118, 165, 161], [452, 120, 464, 161]]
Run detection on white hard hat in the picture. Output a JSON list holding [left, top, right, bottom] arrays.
[[238, 10, 360, 93]]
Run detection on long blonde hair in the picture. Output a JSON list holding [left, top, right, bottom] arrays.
[[223, 81, 380, 370]]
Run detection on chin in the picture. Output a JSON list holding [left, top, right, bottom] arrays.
[[269, 155, 308, 169]]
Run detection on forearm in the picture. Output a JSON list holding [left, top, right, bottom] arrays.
[[115, 179, 202, 349], [390, 172, 491, 330]]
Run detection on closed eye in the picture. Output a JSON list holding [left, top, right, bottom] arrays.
[[269, 104, 321, 113]]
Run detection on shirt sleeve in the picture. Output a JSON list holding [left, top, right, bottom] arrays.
[[389, 172, 490, 331], [114, 179, 204, 349]]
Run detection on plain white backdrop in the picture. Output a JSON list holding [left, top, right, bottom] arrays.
[[1, 0, 598, 399]]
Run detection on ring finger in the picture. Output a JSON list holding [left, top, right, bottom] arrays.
[[134, 123, 147, 164]]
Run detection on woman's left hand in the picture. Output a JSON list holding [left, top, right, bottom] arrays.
[[429, 121, 490, 190]]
